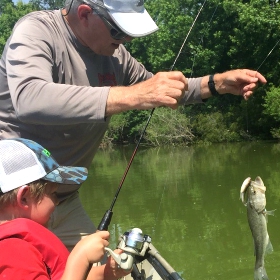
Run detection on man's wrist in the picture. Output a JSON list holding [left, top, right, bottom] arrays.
[[208, 75, 220, 97]]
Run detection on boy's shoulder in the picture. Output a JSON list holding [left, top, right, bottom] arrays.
[[0, 219, 69, 279], [0, 218, 50, 240], [0, 237, 50, 278], [0, 219, 68, 253]]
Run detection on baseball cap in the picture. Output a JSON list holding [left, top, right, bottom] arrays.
[[0, 138, 88, 194], [90, 0, 159, 37]]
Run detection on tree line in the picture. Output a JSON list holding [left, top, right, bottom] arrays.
[[1, 0, 280, 146]]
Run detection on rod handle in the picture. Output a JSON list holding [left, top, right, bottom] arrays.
[[97, 209, 113, 231]]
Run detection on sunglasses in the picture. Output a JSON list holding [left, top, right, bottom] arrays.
[[87, 3, 128, 40], [100, 15, 127, 40]]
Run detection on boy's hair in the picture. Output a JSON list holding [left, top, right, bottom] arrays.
[[0, 180, 48, 210]]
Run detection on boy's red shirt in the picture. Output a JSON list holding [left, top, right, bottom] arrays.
[[0, 218, 69, 279]]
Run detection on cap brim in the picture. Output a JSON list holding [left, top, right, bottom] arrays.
[[43, 166, 88, 185], [109, 10, 159, 37]]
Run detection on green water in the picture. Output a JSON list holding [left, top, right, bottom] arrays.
[[79, 141, 280, 280]]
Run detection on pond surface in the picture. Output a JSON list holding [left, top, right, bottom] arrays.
[[79, 141, 280, 280]]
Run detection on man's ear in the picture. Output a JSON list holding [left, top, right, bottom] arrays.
[[16, 185, 31, 209], [77, 4, 92, 25]]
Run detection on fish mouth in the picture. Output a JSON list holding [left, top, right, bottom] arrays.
[[240, 177, 266, 206], [240, 177, 251, 194], [240, 177, 251, 205]]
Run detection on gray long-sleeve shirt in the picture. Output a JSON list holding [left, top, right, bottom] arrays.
[[0, 10, 202, 194]]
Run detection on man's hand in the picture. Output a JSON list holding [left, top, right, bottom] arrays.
[[106, 71, 188, 115], [212, 69, 267, 100]]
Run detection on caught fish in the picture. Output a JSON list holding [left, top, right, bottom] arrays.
[[240, 176, 275, 280]]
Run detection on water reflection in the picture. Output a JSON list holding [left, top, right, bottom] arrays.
[[80, 141, 280, 280]]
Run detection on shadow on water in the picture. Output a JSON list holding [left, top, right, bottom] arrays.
[[80, 141, 280, 280]]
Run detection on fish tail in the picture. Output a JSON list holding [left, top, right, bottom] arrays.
[[254, 266, 269, 280]]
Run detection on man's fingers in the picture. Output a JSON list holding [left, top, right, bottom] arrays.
[[155, 71, 187, 89], [243, 69, 267, 84]]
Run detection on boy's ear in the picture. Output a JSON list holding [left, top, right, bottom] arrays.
[[16, 185, 31, 209]]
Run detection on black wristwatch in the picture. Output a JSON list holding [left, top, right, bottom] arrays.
[[208, 75, 220, 97]]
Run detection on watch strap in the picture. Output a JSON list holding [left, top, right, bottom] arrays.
[[208, 75, 220, 97]]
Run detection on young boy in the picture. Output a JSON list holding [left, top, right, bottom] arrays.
[[0, 138, 128, 280]]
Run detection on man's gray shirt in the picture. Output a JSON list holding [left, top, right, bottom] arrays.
[[0, 10, 202, 194]]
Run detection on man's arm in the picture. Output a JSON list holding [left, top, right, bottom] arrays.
[[105, 71, 188, 116], [105, 69, 267, 116], [199, 69, 267, 100]]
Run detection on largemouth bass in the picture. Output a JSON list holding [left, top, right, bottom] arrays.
[[240, 176, 274, 280]]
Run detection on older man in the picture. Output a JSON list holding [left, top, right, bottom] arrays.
[[0, 0, 266, 250]]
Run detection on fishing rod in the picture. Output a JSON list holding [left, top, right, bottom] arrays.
[[97, 1, 207, 231], [97, 111, 154, 230]]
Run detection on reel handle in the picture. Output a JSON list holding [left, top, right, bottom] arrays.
[[105, 247, 134, 271]]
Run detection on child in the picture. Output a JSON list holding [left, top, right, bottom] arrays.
[[0, 138, 128, 280]]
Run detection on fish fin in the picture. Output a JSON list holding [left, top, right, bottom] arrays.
[[265, 209, 276, 216], [264, 209, 276, 223], [265, 239, 273, 255], [254, 267, 269, 280]]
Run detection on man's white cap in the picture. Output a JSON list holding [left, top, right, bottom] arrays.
[[102, 0, 159, 37]]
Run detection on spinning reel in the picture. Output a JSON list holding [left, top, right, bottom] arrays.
[[105, 228, 183, 280]]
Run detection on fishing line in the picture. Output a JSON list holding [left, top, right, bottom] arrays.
[[245, 101, 249, 133], [170, 0, 207, 71], [245, 37, 280, 134], [256, 37, 280, 72], [97, 2, 207, 231], [190, 2, 220, 77]]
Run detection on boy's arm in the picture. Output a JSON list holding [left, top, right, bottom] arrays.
[[61, 231, 129, 280], [61, 231, 109, 280], [61, 234, 130, 280]]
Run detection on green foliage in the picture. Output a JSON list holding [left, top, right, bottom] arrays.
[[0, 1, 36, 54], [126, 0, 197, 73], [264, 85, 280, 122], [145, 108, 194, 146], [0, 0, 13, 14], [105, 110, 150, 144], [126, 0, 280, 78], [191, 111, 241, 143], [124, 0, 280, 143], [263, 85, 280, 139], [270, 127, 280, 139]]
